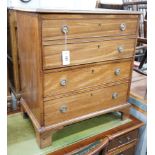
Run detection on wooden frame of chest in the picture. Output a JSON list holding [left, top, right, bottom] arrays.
[[16, 10, 140, 148]]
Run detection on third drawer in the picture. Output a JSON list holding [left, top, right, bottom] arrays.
[[43, 60, 132, 98]]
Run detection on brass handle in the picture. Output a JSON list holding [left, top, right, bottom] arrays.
[[59, 105, 68, 113], [115, 68, 121, 76], [61, 25, 69, 34], [117, 46, 124, 53], [85, 137, 109, 155], [112, 92, 118, 99], [120, 23, 126, 31], [60, 79, 67, 86]]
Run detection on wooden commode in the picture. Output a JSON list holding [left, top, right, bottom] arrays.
[[15, 8, 140, 148]]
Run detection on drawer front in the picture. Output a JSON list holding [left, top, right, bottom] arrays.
[[42, 18, 138, 41], [108, 130, 138, 150], [43, 60, 132, 98], [117, 146, 135, 155], [43, 38, 135, 69], [44, 83, 128, 126], [107, 143, 136, 155]]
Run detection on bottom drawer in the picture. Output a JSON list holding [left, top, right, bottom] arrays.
[[107, 141, 137, 155], [117, 146, 136, 155], [108, 144, 136, 155], [44, 83, 128, 126]]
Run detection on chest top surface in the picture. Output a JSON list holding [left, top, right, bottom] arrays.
[[10, 7, 141, 15]]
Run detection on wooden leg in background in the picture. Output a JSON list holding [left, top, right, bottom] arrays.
[[21, 104, 29, 119], [120, 107, 130, 120], [35, 130, 53, 148]]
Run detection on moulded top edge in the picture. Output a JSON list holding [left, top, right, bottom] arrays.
[[8, 7, 141, 15]]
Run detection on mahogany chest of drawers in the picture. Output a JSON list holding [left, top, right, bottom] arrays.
[[15, 9, 140, 148]]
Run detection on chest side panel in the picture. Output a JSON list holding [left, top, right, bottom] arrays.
[[16, 12, 43, 125]]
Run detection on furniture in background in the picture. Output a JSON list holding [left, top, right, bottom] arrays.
[[129, 71, 147, 155], [96, 0, 124, 10], [123, 0, 147, 75], [15, 8, 140, 148], [8, 113, 144, 155], [7, 10, 21, 113]]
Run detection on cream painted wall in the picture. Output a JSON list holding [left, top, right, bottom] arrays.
[[100, 0, 123, 4], [7, 0, 97, 9]]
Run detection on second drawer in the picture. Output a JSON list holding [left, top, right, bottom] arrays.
[[43, 38, 136, 69]]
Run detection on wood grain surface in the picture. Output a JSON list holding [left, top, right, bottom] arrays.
[[42, 17, 138, 41], [16, 12, 44, 125], [107, 141, 136, 155], [43, 38, 136, 69], [44, 83, 129, 126], [108, 129, 138, 150], [8, 10, 21, 92], [43, 60, 132, 98], [15, 10, 140, 148]]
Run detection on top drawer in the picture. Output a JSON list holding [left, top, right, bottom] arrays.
[[41, 15, 138, 41]]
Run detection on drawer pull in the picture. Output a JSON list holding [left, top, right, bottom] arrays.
[[59, 105, 68, 113], [61, 25, 69, 34], [127, 136, 131, 141], [114, 68, 121, 76], [118, 140, 123, 144], [120, 23, 126, 31], [117, 46, 124, 53], [112, 92, 118, 99], [60, 79, 67, 86]]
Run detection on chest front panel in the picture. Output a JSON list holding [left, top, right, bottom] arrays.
[[17, 12, 139, 127]]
